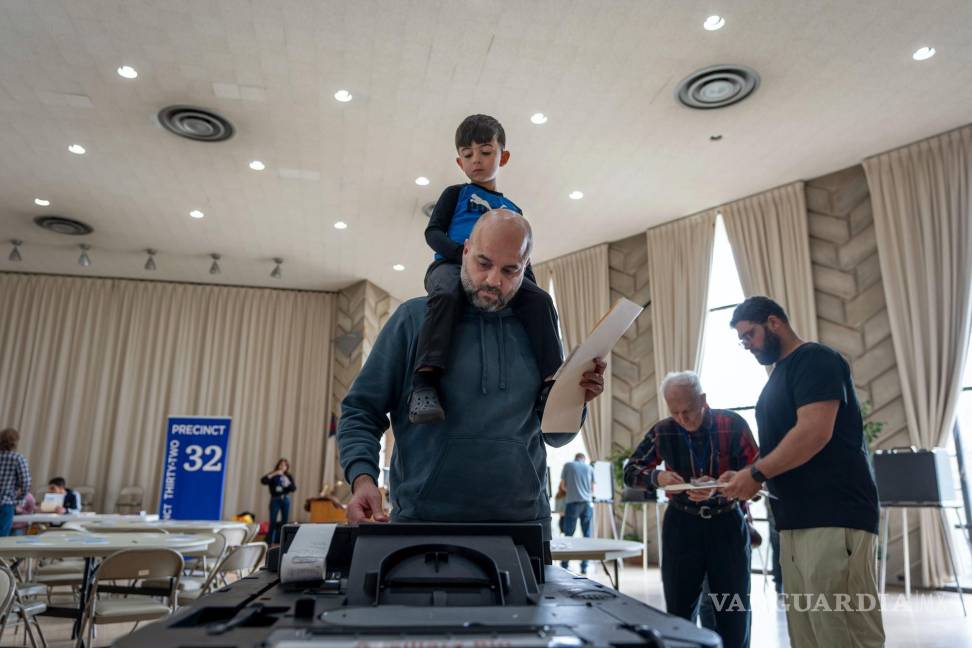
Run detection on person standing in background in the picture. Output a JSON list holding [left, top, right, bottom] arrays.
[[261, 458, 296, 545], [720, 296, 884, 648], [559, 452, 595, 574], [0, 428, 31, 537]]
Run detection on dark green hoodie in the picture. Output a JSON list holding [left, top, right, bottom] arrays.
[[338, 297, 578, 525]]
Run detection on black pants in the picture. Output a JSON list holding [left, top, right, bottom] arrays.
[[414, 260, 563, 379], [661, 506, 751, 648]]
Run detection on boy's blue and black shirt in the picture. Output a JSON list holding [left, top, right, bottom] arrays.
[[425, 184, 523, 262]]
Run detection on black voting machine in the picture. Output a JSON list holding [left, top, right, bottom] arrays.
[[115, 523, 721, 647]]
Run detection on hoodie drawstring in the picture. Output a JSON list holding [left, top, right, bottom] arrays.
[[498, 315, 507, 391], [479, 317, 488, 395]]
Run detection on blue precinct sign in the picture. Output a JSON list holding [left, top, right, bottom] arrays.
[[158, 416, 232, 520]]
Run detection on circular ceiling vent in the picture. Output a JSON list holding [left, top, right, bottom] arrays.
[[158, 105, 234, 142], [675, 64, 760, 109], [34, 215, 94, 236]]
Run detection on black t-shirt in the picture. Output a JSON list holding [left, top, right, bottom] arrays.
[[756, 342, 879, 533]]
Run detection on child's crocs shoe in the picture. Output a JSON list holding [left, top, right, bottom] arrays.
[[408, 386, 445, 424]]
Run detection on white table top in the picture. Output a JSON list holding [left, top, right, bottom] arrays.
[[0, 532, 213, 559], [76, 519, 247, 534], [548, 537, 644, 561], [13, 513, 160, 524]]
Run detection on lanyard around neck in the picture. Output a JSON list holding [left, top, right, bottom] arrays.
[[683, 427, 714, 479]]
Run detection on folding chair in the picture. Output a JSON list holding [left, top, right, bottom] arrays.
[[75, 549, 182, 648], [177, 543, 267, 603]]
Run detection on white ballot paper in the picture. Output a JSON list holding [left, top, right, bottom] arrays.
[[541, 298, 644, 434], [663, 481, 720, 493], [664, 480, 778, 500], [280, 523, 336, 583]]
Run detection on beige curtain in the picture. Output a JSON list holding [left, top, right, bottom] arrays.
[[721, 182, 818, 341], [540, 246, 612, 464], [646, 211, 717, 401], [0, 273, 335, 520], [863, 124, 972, 588], [532, 262, 555, 296]]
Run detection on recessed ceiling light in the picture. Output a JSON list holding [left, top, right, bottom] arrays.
[[569, 191, 584, 200], [34, 198, 50, 206], [415, 176, 430, 186], [249, 160, 266, 171], [68, 144, 86, 155], [334, 221, 348, 230], [334, 89, 353, 102], [117, 65, 138, 79], [189, 209, 205, 219], [703, 15, 726, 31], [913, 46, 936, 61], [530, 113, 548, 125], [393, 264, 405, 272]]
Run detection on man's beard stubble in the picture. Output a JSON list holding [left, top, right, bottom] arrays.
[[754, 328, 783, 365], [460, 261, 521, 312]]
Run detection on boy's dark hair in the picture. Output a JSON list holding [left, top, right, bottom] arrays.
[[730, 296, 790, 328], [455, 114, 506, 150], [0, 428, 19, 452], [49, 477, 67, 488]]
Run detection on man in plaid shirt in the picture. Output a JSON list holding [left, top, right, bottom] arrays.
[[0, 428, 31, 537], [624, 371, 758, 648]]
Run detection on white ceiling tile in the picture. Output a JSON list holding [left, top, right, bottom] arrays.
[[2, 0, 971, 297]]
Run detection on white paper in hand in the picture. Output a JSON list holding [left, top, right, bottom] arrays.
[[541, 298, 644, 434]]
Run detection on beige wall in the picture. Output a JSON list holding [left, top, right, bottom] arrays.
[[324, 280, 400, 489]]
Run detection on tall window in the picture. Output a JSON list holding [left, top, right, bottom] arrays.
[[698, 216, 769, 429], [697, 216, 774, 552], [546, 278, 590, 537], [947, 331, 972, 579]]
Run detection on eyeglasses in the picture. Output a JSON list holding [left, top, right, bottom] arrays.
[[737, 323, 762, 348]]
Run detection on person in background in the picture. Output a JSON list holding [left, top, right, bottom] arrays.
[[559, 452, 595, 574], [720, 296, 884, 648], [11, 492, 36, 535], [624, 371, 758, 648], [0, 428, 31, 536], [47, 477, 80, 513], [261, 458, 296, 545]]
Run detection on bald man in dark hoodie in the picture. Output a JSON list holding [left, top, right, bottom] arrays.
[[338, 209, 606, 536]]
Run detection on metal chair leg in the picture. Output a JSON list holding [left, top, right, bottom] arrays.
[[19, 609, 37, 648], [31, 614, 47, 648]]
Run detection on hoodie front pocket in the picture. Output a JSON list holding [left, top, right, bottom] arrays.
[[415, 436, 543, 522]]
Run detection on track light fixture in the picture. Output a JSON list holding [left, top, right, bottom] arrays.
[[9, 240, 22, 262], [144, 248, 157, 271], [209, 253, 221, 275], [270, 257, 283, 279], [78, 243, 91, 267]]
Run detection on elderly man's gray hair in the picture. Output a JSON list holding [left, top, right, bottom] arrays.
[[660, 371, 704, 399]]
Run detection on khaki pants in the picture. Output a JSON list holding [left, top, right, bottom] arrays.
[[780, 527, 885, 648]]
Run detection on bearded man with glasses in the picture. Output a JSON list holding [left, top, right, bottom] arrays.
[[718, 296, 884, 648]]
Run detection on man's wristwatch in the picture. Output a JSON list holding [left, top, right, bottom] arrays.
[[750, 465, 768, 484]]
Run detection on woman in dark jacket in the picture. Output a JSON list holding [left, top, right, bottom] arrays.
[[261, 458, 296, 545]]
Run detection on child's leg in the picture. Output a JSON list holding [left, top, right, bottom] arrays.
[[410, 261, 463, 423], [415, 262, 464, 372], [511, 278, 564, 380]]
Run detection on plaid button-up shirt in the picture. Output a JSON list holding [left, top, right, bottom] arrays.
[[0, 451, 31, 506], [623, 408, 758, 506]]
